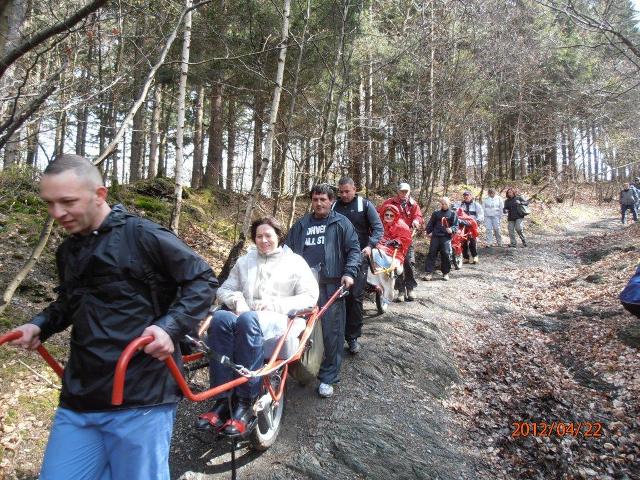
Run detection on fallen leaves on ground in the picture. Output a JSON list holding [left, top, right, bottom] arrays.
[[445, 219, 640, 479]]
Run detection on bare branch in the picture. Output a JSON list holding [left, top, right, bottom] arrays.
[[0, 0, 108, 79]]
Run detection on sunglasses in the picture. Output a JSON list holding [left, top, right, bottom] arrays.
[[384, 213, 395, 218]]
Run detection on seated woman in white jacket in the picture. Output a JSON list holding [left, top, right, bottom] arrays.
[[196, 217, 319, 435]]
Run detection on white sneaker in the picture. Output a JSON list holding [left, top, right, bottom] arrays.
[[472, 256, 479, 264], [406, 289, 415, 301], [318, 383, 334, 398], [422, 273, 432, 281], [394, 291, 405, 302], [442, 274, 450, 281]]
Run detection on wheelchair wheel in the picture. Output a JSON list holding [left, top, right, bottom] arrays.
[[250, 370, 286, 451], [375, 291, 388, 314]]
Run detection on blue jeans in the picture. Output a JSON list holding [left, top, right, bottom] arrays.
[[318, 282, 346, 384], [621, 204, 637, 224], [207, 310, 264, 398], [40, 404, 177, 480]]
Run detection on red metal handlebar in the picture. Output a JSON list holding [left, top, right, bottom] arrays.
[[0, 330, 64, 378], [112, 286, 348, 406], [111, 335, 249, 406]]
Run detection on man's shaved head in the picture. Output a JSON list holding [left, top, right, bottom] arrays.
[[44, 154, 103, 189], [40, 154, 111, 235]]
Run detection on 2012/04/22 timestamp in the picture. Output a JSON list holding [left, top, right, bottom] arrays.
[[511, 422, 603, 438]]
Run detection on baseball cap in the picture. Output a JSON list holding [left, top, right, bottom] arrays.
[[398, 182, 411, 191], [463, 190, 472, 195]]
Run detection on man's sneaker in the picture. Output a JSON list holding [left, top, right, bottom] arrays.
[[522, 240, 527, 247], [394, 291, 405, 302], [442, 273, 450, 281], [318, 383, 334, 398], [406, 289, 415, 301], [347, 339, 360, 355], [463, 258, 470, 264], [472, 256, 479, 264], [422, 273, 432, 281]]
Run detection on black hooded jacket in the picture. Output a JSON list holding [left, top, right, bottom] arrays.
[[30, 205, 218, 411]]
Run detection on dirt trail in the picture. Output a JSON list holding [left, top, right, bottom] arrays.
[[171, 214, 629, 479]]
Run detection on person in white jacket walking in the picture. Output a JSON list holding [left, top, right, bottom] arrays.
[[482, 188, 504, 247]]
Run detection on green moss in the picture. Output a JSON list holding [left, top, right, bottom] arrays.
[[134, 195, 166, 213]]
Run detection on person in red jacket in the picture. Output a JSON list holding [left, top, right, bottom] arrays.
[[381, 183, 424, 301], [376, 204, 413, 265], [368, 205, 413, 306]]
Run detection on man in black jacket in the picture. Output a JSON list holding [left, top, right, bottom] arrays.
[[10, 155, 218, 480], [333, 177, 383, 355], [423, 197, 458, 281], [286, 184, 360, 398]]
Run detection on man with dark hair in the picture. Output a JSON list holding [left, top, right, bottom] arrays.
[[381, 183, 423, 301], [333, 177, 383, 354], [9, 154, 218, 479], [285, 184, 360, 398]]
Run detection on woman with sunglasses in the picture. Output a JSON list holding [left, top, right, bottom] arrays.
[[368, 205, 413, 304]]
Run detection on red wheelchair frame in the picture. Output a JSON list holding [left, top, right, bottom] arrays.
[[0, 286, 346, 451]]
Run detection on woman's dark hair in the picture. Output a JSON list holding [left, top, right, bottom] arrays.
[[250, 216, 285, 246], [310, 183, 335, 200], [506, 187, 517, 197]]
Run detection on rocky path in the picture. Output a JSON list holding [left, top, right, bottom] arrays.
[[170, 213, 637, 480]]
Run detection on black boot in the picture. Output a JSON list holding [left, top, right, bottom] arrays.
[[222, 397, 257, 437], [195, 398, 230, 431]]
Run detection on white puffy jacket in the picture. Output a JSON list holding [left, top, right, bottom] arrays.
[[483, 195, 504, 218], [217, 246, 319, 314]]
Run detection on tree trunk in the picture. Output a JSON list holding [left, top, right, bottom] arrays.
[[25, 120, 40, 167], [204, 81, 223, 188], [148, 83, 163, 179], [170, 0, 193, 234], [191, 84, 205, 188], [226, 96, 236, 190], [251, 93, 265, 186]]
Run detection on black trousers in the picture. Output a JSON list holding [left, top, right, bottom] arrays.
[[462, 237, 477, 259], [395, 243, 417, 292], [425, 236, 452, 275], [345, 257, 367, 341]]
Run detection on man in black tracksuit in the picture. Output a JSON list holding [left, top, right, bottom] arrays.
[[333, 177, 384, 355], [285, 184, 360, 398], [424, 197, 459, 281]]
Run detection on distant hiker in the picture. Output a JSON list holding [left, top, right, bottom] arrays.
[[9, 154, 218, 479], [196, 217, 318, 434], [381, 182, 424, 302], [482, 188, 504, 247], [423, 197, 459, 281], [333, 177, 383, 355], [619, 182, 638, 225], [457, 190, 484, 264], [503, 187, 529, 247], [285, 184, 360, 398]]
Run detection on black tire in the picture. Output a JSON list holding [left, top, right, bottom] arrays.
[[250, 382, 285, 451]]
